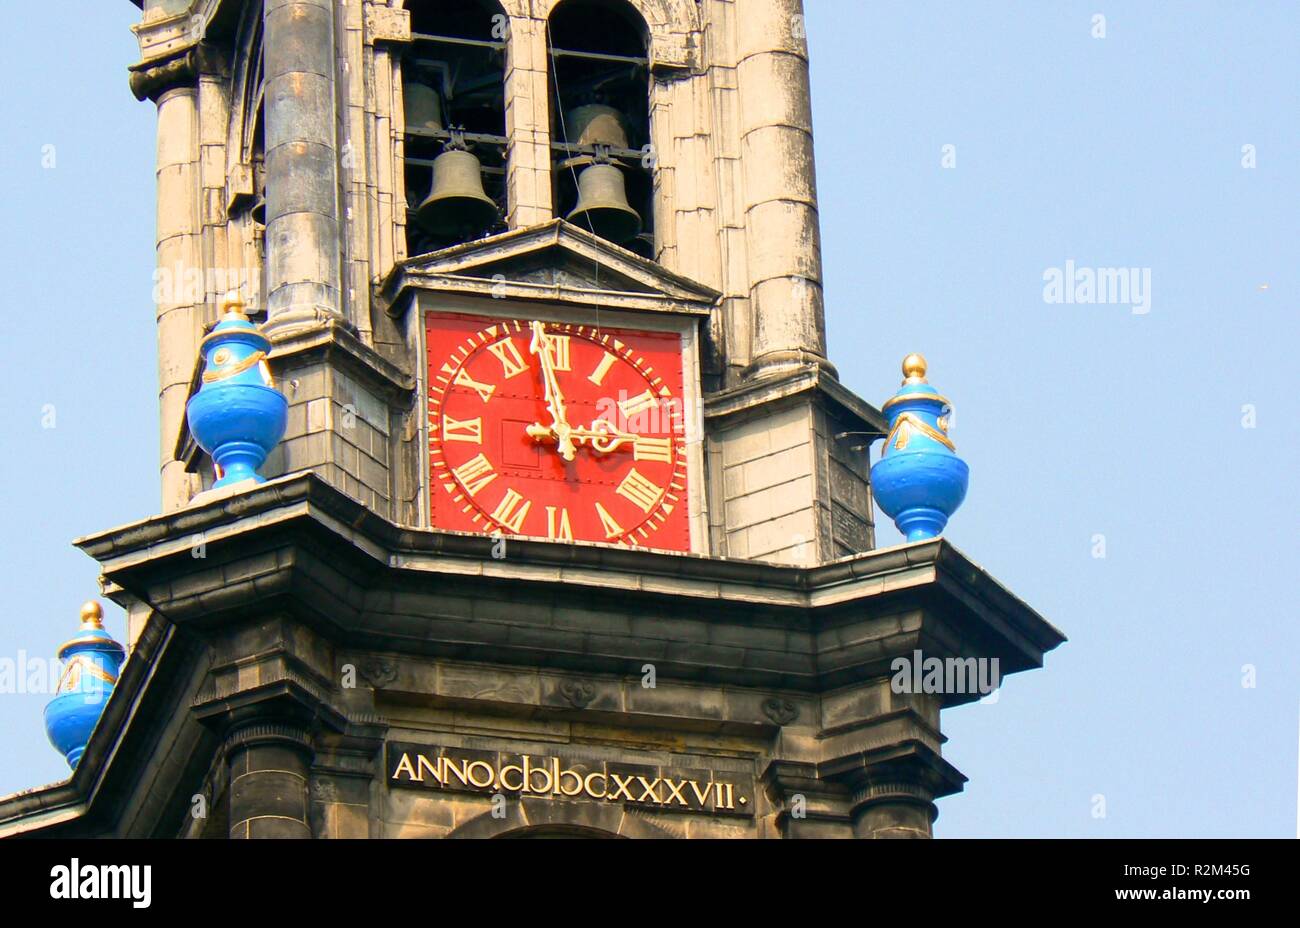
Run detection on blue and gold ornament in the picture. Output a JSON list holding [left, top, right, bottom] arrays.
[[43, 601, 126, 769], [870, 354, 969, 541], [185, 293, 287, 488]]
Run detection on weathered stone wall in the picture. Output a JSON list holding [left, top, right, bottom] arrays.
[[709, 401, 820, 563], [301, 655, 949, 839], [262, 361, 396, 515]]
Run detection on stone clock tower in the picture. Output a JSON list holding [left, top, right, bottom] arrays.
[[0, 0, 1062, 839]]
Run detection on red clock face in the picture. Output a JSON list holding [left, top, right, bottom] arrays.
[[426, 313, 691, 551]]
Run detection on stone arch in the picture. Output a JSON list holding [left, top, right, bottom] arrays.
[[448, 798, 684, 838], [401, 0, 509, 31], [542, 0, 698, 72], [541, 0, 698, 34], [394, 0, 697, 31]]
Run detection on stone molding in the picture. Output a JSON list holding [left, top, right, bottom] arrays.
[[224, 719, 314, 754], [74, 473, 1066, 690]]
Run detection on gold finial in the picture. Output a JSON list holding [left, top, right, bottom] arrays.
[[218, 290, 248, 320], [901, 353, 928, 383], [79, 600, 104, 629]]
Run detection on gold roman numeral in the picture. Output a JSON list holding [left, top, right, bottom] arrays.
[[594, 501, 624, 540], [619, 389, 658, 418], [453, 367, 496, 403], [490, 488, 532, 533], [588, 351, 618, 386], [442, 416, 483, 444], [546, 506, 574, 542], [543, 334, 571, 371], [616, 468, 664, 513], [452, 453, 498, 496], [633, 436, 673, 463], [487, 337, 529, 379]]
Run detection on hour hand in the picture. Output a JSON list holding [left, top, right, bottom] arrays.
[[529, 419, 638, 457], [572, 419, 636, 455]]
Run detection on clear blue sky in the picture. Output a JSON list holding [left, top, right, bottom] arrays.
[[0, 2, 1295, 837]]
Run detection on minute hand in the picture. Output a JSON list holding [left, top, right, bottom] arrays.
[[528, 322, 577, 461]]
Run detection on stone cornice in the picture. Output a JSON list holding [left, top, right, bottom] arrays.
[[265, 318, 416, 399], [705, 364, 889, 437], [73, 473, 1065, 691]]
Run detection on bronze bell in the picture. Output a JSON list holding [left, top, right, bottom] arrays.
[[567, 162, 641, 244], [565, 104, 630, 149], [416, 147, 499, 239], [404, 81, 444, 134]]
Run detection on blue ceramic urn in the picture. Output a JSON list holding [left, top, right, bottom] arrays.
[[186, 294, 287, 488], [870, 354, 969, 542], [43, 601, 125, 769]]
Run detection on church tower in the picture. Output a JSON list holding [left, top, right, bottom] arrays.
[[138, 0, 880, 571], [0, 1, 1061, 839]]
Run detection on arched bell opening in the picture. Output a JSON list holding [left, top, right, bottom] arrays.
[[547, 0, 655, 257], [403, 0, 509, 256]]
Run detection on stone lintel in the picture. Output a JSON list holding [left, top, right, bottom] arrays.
[[364, 5, 410, 45]]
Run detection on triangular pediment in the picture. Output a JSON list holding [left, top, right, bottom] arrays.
[[380, 219, 720, 318]]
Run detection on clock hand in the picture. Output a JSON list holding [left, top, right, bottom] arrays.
[[572, 419, 636, 455], [527, 419, 639, 456], [528, 322, 577, 461]]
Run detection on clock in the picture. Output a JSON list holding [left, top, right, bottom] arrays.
[[426, 313, 692, 551]]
